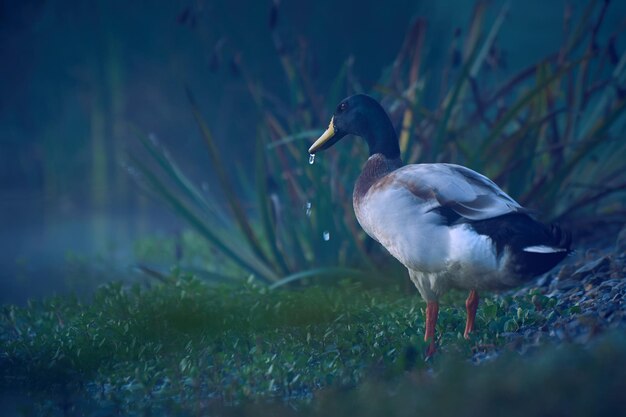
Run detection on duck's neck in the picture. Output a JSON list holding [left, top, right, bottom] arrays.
[[353, 154, 403, 206], [362, 120, 401, 160], [353, 107, 402, 204]]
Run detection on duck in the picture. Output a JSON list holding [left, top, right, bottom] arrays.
[[308, 94, 571, 356]]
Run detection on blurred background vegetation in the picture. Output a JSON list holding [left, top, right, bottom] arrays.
[[2, 0, 626, 302]]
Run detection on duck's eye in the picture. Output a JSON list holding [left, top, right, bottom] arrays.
[[337, 102, 348, 113]]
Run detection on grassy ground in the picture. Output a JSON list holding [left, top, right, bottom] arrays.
[[2, 270, 625, 416]]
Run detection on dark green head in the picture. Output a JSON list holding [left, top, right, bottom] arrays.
[[308, 94, 400, 159]]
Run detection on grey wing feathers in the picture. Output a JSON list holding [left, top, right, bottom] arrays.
[[391, 163, 525, 221]]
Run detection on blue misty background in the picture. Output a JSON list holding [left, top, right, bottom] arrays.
[[0, 0, 623, 303]]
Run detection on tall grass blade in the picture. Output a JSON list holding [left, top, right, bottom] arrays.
[[474, 57, 589, 162], [432, 43, 481, 159], [135, 131, 229, 224], [256, 130, 290, 275], [536, 99, 626, 206], [186, 89, 272, 266], [130, 155, 279, 283]]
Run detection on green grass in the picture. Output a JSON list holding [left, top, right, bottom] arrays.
[[1, 274, 618, 415]]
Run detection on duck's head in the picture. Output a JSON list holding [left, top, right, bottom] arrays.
[[308, 94, 400, 159]]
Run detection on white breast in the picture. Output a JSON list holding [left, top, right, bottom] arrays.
[[355, 185, 450, 272]]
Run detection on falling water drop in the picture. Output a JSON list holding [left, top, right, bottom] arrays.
[[305, 202, 312, 217], [309, 154, 315, 165], [323, 231, 330, 241]]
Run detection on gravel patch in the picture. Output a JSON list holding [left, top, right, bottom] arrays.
[[494, 224, 626, 358]]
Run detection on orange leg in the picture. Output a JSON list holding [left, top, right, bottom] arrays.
[[424, 300, 439, 357], [464, 290, 479, 340]]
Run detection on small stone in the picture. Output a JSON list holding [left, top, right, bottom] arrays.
[[585, 248, 601, 260], [553, 327, 567, 341], [599, 279, 621, 289], [536, 274, 552, 288], [599, 307, 615, 319], [610, 261, 624, 277], [572, 256, 611, 279], [584, 274, 604, 287], [556, 279, 579, 291], [557, 265, 576, 280]]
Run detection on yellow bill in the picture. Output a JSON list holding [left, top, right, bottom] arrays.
[[308, 117, 335, 154]]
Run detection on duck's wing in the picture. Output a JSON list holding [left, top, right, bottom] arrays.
[[378, 163, 526, 221]]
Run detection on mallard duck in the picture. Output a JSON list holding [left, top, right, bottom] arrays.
[[309, 94, 571, 355]]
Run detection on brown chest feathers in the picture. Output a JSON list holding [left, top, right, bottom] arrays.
[[353, 154, 403, 208]]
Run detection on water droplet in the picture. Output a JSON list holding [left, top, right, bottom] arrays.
[[308, 154, 315, 165], [323, 231, 330, 241], [305, 202, 312, 217]]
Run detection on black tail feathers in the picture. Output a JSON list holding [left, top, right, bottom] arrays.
[[469, 213, 572, 278], [549, 223, 572, 252], [516, 222, 572, 277]]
